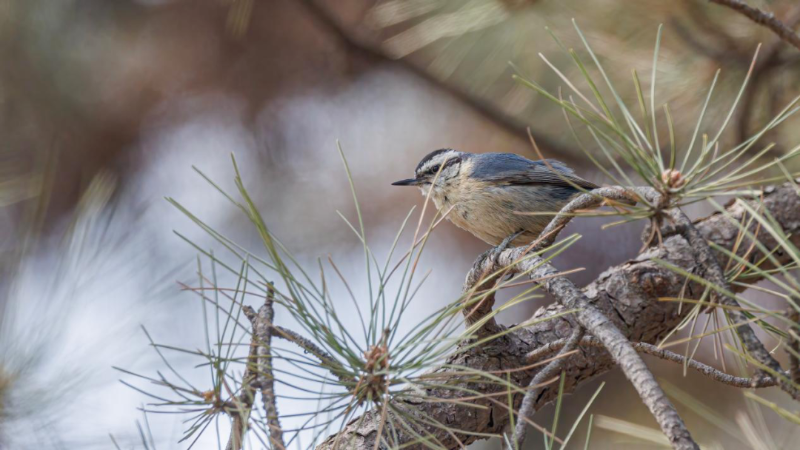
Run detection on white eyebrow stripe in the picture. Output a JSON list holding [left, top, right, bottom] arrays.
[[417, 151, 459, 174], [417, 161, 438, 174]]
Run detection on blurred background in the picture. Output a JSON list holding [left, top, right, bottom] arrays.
[[2, 0, 800, 448]]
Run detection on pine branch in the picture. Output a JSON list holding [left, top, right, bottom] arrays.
[[317, 182, 800, 450]]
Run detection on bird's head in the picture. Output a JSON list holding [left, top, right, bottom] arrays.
[[392, 149, 466, 196]]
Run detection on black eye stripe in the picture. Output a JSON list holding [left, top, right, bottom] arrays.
[[440, 157, 461, 171], [417, 156, 461, 176]]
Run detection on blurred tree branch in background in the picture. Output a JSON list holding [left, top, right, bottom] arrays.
[[365, 0, 800, 163], [709, 0, 800, 51], [685, 0, 800, 147], [299, 0, 579, 161]]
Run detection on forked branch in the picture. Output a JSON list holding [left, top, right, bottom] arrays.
[[243, 285, 285, 449], [229, 288, 285, 450]]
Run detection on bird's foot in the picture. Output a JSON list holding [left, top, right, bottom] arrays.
[[467, 230, 524, 289]]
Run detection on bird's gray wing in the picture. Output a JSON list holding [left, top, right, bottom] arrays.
[[471, 153, 598, 190]]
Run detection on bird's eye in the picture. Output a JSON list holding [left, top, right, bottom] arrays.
[[430, 165, 440, 173]]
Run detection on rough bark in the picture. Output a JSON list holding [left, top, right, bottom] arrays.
[[317, 183, 800, 450]]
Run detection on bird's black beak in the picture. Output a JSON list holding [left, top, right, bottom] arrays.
[[391, 178, 420, 186]]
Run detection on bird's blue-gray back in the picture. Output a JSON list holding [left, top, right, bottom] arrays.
[[469, 153, 597, 190]]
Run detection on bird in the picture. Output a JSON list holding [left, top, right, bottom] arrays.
[[392, 149, 598, 248]]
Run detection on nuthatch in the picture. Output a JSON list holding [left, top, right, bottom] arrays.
[[392, 149, 597, 247]]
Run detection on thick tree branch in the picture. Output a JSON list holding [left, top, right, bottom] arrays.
[[318, 182, 800, 450], [709, 0, 800, 51]]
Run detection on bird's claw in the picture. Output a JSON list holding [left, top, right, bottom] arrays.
[[490, 230, 524, 263], [468, 230, 524, 288]]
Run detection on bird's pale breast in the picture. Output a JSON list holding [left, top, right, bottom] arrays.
[[434, 171, 580, 246]]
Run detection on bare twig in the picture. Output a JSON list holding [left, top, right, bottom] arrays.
[[461, 260, 506, 337], [226, 305, 266, 450], [709, 0, 800, 51], [511, 325, 584, 449], [789, 308, 800, 385], [528, 336, 783, 388], [225, 287, 357, 448], [227, 287, 286, 450], [535, 186, 640, 249], [243, 285, 285, 449], [271, 325, 355, 387], [461, 230, 558, 336], [225, 337, 256, 450]]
